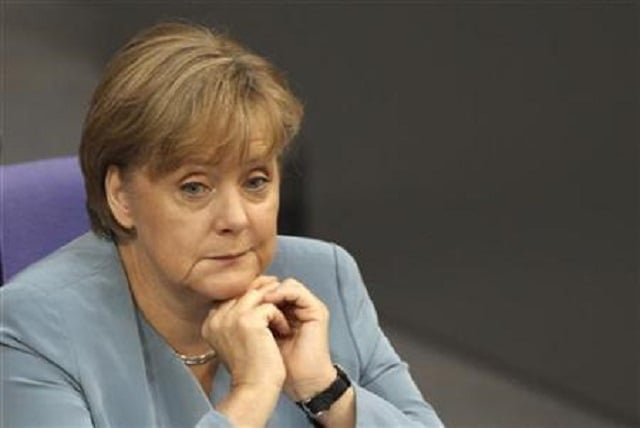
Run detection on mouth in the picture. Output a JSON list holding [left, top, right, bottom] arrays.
[[210, 249, 250, 261]]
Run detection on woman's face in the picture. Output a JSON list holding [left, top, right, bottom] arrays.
[[118, 142, 280, 302]]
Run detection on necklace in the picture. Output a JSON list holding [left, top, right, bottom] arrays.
[[175, 349, 216, 366]]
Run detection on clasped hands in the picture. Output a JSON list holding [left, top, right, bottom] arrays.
[[201, 276, 337, 404]]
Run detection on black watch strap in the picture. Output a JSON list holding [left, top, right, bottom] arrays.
[[296, 364, 351, 422]]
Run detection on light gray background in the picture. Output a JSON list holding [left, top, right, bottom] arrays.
[[3, 2, 638, 426]]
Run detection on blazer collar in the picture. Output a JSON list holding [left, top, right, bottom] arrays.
[[135, 310, 220, 427]]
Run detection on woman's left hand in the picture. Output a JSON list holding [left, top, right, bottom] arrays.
[[261, 278, 337, 402]]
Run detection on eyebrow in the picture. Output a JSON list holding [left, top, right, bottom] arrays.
[[176, 139, 274, 168], [177, 153, 274, 173]]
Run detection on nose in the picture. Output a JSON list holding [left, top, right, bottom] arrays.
[[213, 186, 250, 235]]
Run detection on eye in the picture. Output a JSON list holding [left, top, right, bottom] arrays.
[[245, 174, 270, 192], [180, 182, 209, 197]]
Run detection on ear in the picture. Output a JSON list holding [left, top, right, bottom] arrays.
[[105, 165, 135, 230]]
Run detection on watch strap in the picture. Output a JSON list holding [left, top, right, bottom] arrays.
[[296, 364, 352, 421]]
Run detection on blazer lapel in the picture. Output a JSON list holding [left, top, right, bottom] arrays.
[[65, 240, 156, 427], [67, 236, 211, 427], [137, 310, 213, 428]]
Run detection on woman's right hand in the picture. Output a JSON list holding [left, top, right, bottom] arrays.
[[201, 276, 290, 427]]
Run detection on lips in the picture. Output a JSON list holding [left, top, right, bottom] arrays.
[[210, 250, 250, 260]]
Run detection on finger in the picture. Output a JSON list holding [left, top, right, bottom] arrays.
[[262, 279, 326, 322], [263, 278, 314, 305], [208, 276, 277, 315], [254, 303, 292, 337], [208, 297, 237, 317], [202, 298, 236, 342], [249, 275, 279, 290], [234, 281, 281, 312]]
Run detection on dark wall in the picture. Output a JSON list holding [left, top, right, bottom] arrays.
[[4, 3, 638, 425], [301, 5, 638, 424]]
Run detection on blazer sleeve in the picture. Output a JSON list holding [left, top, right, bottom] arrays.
[[2, 335, 233, 428], [1, 294, 94, 428], [333, 245, 445, 428]]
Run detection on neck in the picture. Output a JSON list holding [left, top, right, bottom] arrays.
[[117, 242, 212, 356]]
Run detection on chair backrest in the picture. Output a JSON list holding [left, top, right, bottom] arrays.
[[1, 156, 90, 284]]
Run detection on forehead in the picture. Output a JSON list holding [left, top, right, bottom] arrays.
[[146, 132, 280, 177], [153, 139, 277, 177], [143, 79, 288, 177], [190, 138, 275, 165]]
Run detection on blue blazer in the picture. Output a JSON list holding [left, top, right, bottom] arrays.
[[1, 233, 443, 427]]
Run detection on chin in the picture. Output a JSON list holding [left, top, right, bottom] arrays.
[[194, 272, 260, 301]]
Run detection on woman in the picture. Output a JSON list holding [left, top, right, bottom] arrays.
[[1, 23, 443, 427]]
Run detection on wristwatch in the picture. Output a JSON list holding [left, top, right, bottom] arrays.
[[296, 364, 352, 423]]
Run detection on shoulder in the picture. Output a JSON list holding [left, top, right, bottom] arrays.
[[271, 235, 357, 277], [2, 232, 121, 297], [0, 233, 128, 365], [274, 235, 335, 261], [1, 233, 128, 323], [268, 236, 364, 313]]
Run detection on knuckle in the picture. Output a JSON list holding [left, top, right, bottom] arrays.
[[283, 277, 302, 289], [237, 314, 255, 330], [245, 289, 260, 298], [220, 314, 236, 330]]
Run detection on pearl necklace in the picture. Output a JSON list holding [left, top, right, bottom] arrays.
[[175, 349, 216, 366]]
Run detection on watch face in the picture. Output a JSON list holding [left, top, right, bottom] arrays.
[[308, 395, 333, 414]]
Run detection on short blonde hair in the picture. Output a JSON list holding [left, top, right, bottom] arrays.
[[80, 22, 303, 240]]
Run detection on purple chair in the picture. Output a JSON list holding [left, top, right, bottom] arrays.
[[0, 156, 90, 284]]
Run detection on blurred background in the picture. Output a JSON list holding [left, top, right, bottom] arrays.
[[2, 1, 637, 427]]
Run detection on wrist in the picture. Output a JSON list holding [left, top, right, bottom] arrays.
[[295, 364, 353, 423], [217, 383, 282, 427], [316, 385, 355, 428], [290, 365, 338, 402]]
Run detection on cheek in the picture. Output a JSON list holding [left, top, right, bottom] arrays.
[[132, 198, 206, 260], [253, 197, 280, 266], [133, 205, 180, 247], [261, 196, 280, 234]]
